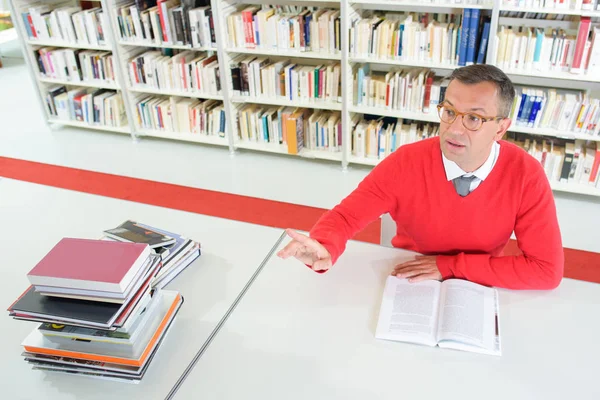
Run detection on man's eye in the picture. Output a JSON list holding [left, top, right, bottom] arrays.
[[445, 109, 455, 118], [467, 114, 481, 123]]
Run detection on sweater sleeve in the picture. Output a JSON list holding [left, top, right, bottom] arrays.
[[309, 154, 400, 267], [436, 165, 564, 290]]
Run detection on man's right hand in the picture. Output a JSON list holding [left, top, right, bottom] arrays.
[[277, 229, 332, 271]]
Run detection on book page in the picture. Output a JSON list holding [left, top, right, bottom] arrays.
[[436, 279, 500, 355], [375, 276, 441, 347]]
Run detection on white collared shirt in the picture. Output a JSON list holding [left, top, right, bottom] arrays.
[[442, 141, 500, 193]]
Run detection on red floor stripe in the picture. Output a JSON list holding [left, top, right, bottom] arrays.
[[0, 156, 380, 244], [1, 156, 598, 284]]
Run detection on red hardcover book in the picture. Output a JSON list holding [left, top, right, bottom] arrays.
[[571, 16, 591, 73], [27, 238, 151, 293]]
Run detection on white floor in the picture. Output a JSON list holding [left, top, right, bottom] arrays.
[[0, 43, 598, 253]]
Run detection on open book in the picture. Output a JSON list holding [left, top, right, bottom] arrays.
[[375, 276, 501, 356]]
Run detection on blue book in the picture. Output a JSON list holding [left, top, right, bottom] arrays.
[[357, 64, 370, 105], [398, 24, 404, 57], [476, 21, 490, 64], [533, 28, 544, 65], [458, 9, 471, 66], [305, 14, 312, 49], [254, 16, 259, 46], [262, 115, 268, 141], [466, 9, 480, 65], [528, 95, 542, 128], [516, 91, 527, 124], [21, 13, 33, 38]]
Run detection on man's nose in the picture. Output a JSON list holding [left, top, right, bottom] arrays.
[[448, 116, 468, 135]]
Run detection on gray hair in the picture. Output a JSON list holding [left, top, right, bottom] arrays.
[[447, 64, 515, 118]]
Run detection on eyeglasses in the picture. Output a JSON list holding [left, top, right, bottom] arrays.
[[436, 103, 505, 131]]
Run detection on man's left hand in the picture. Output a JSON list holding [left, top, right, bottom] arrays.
[[391, 255, 442, 283]]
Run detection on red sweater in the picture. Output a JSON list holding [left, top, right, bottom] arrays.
[[309, 137, 564, 290]]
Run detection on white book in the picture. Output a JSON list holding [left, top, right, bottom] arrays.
[[376, 276, 501, 356]]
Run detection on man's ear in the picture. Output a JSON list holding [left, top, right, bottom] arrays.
[[495, 117, 511, 141]]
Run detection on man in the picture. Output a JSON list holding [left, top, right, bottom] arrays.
[[278, 64, 563, 290]]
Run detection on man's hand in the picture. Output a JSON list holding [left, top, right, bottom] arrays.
[[391, 255, 442, 283], [277, 229, 332, 271]]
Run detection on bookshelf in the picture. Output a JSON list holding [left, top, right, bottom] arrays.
[[8, 0, 600, 197]]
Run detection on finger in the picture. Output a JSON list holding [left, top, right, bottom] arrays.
[[285, 229, 313, 245], [312, 258, 332, 271], [392, 262, 427, 274], [285, 229, 328, 257], [277, 240, 303, 259], [394, 259, 427, 269], [407, 273, 442, 283], [394, 268, 427, 279]]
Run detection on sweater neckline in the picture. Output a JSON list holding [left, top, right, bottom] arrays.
[[435, 139, 507, 201]]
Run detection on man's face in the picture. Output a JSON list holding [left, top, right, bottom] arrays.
[[439, 80, 511, 172]]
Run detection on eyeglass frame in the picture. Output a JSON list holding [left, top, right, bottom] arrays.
[[436, 102, 506, 132]]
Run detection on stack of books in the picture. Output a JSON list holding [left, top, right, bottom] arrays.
[[6, 221, 201, 382], [102, 220, 202, 290]]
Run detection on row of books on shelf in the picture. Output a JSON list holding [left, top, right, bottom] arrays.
[[353, 65, 600, 137], [46, 86, 126, 128], [501, 0, 600, 10], [21, 3, 109, 46], [36, 47, 116, 83], [354, 66, 444, 113], [496, 20, 600, 75], [226, 6, 341, 54], [115, 0, 216, 48], [237, 105, 341, 153], [7, 220, 201, 382], [507, 135, 600, 187], [350, 10, 490, 66], [231, 57, 341, 102], [135, 95, 226, 136], [509, 88, 600, 135], [352, 117, 439, 160], [128, 50, 220, 94]]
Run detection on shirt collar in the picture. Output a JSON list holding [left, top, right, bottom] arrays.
[[442, 141, 500, 181]]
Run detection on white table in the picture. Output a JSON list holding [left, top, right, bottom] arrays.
[[0, 178, 284, 399], [173, 236, 600, 400]]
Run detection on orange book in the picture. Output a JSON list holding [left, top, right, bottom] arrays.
[[22, 291, 183, 367], [286, 110, 307, 155]]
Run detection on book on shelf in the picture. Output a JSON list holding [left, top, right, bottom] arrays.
[[128, 49, 220, 94], [376, 276, 501, 356], [135, 95, 225, 135], [495, 18, 600, 76], [115, 0, 215, 48], [35, 47, 116, 83], [238, 105, 341, 153], [231, 56, 341, 103], [226, 6, 341, 54], [506, 134, 600, 188], [354, 66, 442, 114], [21, 3, 109, 46], [352, 117, 439, 160], [45, 86, 126, 127], [508, 86, 600, 136], [349, 10, 490, 66], [501, 0, 599, 12]]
